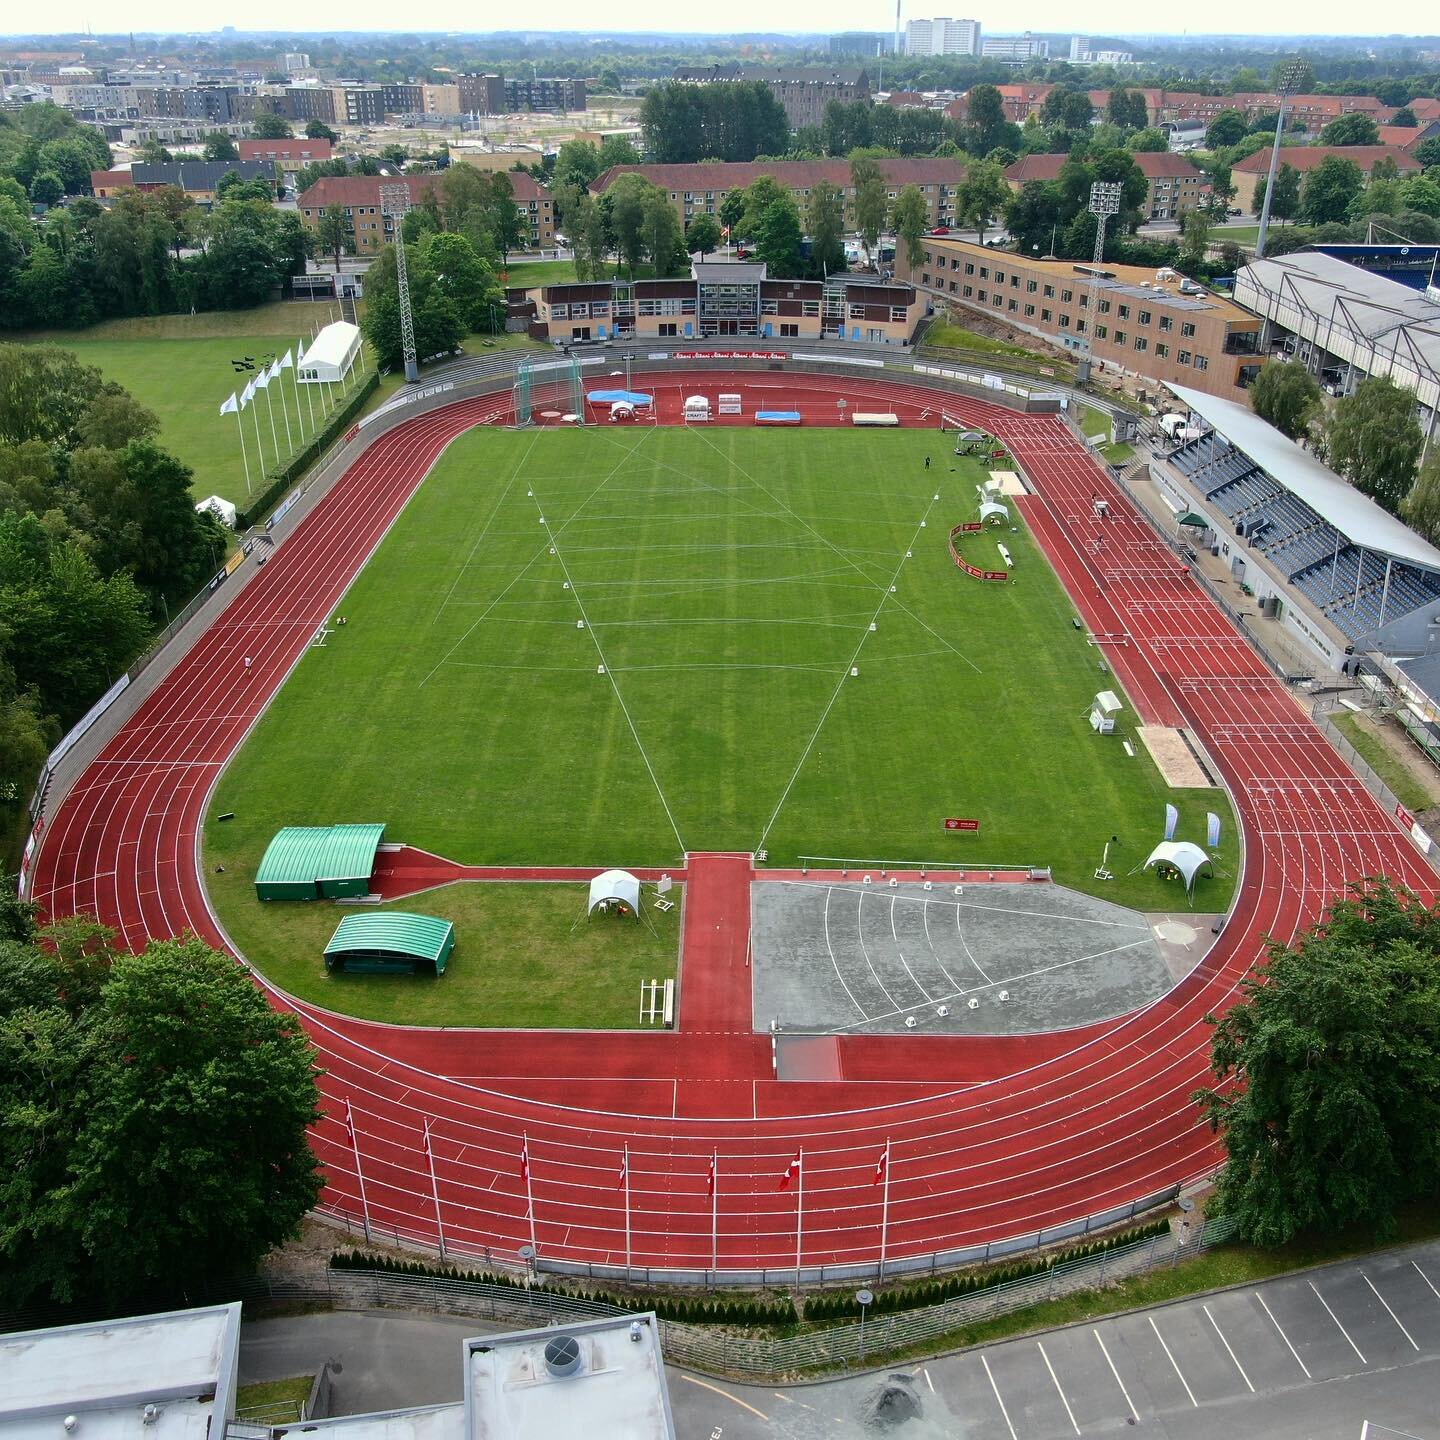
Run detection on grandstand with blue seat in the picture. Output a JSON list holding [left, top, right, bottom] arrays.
[[1166, 384, 1440, 656]]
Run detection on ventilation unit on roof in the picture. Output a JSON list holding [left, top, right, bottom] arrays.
[[544, 1334, 583, 1379]]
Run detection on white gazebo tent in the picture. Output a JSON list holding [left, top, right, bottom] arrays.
[[194, 494, 237, 528], [297, 321, 362, 385], [1142, 840, 1212, 893], [587, 868, 642, 918], [979, 500, 1010, 526]]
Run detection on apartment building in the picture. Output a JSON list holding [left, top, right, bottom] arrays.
[[517, 260, 923, 345], [457, 73, 506, 114], [672, 65, 870, 130], [91, 159, 275, 203], [905, 18, 982, 56], [591, 158, 967, 232], [504, 77, 587, 112], [297, 170, 554, 251], [902, 237, 1263, 401], [1230, 144, 1421, 212], [1003, 151, 1212, 222], [981, 35, 1050, 63]]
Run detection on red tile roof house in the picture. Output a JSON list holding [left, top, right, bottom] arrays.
[[1230, 144, 1422, 212], [1003, 151, 1213, 222]]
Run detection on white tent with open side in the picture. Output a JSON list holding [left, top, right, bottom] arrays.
[[195, 494, 237, 528], [587, 868, 642, 918], [297, 321, 362, 385], [1141, 840, 1212, 892]]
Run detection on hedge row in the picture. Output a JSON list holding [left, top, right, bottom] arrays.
[[235, 371, 380, 529], [329, 1250, 798, 1328], [801, 1219, 1171, 1323]]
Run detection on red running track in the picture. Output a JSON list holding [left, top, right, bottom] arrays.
[[30, 372, 1438, 1275]]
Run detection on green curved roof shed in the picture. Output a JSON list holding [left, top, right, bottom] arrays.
[[324, 912, 455, 975], [254, 824, 386, 900]]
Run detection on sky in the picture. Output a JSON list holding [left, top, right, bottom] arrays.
[[10, 1, 1440, 41]]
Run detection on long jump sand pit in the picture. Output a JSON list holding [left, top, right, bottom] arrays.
[[1137, 725, 1215, 788]]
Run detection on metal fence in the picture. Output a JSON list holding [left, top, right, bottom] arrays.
[[219, 1214, 1236, 1381]]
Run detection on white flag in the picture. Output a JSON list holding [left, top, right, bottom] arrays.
[[1163, 804, 1178, 841], [278, 349, 294, 371], [252, 367, 271, 390], [295, 339, 306, 364], [241, 379, 256, 406], [267, 359, 283, 382], [1206, 811, 1222, 849], [219, 392, 239, 416]]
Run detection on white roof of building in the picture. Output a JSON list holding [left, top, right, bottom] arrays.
[[0, 1304, 241, 1440], [303, 320, 362, 370], [277, 1405, 464, 1440], [466, 1314, 674, 1440], [1169, 383, 1440, 572]]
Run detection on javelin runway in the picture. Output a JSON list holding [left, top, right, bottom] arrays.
[[29, 371, 1438, 1275]]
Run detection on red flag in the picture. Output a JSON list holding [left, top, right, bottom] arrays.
[[873, 1147, 887, 1185], [778, 1150, 801, 1190], [519, 1137, 530, 1183], [706, 1151, 717, 1199], [617, 1150, 628, 1189]]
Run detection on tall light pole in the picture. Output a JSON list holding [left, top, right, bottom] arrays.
[[1255, 60, 1310, 260], [1078, 181, 1123, 386], [379, 183, 419, 382]]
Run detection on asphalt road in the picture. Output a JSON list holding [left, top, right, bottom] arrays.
[[240, 1238, 1440, 1438]]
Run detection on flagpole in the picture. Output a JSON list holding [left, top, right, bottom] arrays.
[[795, 1148, 805, 1285], [880, 1138, 892, 1279], [229, 401, 252, 495], [711, 1150, 719, 1274], [274, 364, 295, 453], [424, 1118, 446, 1263], [346, 1099, 372, 1244], [623, 1144, 632, 1279], [262, 382, 280, 458], [523, 1132, 537, 1256], [297, 341, 316, 436], [249, 388, 268, 476]]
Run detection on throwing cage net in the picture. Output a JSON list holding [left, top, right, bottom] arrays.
[[512, 356, 585, 428]]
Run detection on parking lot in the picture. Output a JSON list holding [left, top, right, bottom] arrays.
[[680, 1239, 1440, 1439]]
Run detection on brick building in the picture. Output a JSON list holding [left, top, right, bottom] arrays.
[[902, 237, 1263, 401], [1003, 151, 1212, 222], [456, 73, 505, 114], [238, 137, 333, 168], [517, 260, 923, 345], [1230, 144, 1422, 212], [591, 158, 967, 233]]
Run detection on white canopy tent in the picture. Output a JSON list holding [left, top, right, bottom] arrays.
[[587, 868, 642, 918], [1142, 840, 1212, 893], [195, 494, 237, 528], [297, 321, 362, 385], [979, 500, 1010, 526]]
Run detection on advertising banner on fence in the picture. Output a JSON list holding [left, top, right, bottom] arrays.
[[672, 350, 788, 360]]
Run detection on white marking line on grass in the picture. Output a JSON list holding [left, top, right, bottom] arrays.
[[1037, 1342, 1080, 1435], [1149, 1316, 1198, 1406], [686, 426, 983, 675], [980, 1355, 1018, 1440], [430, 429, 536, 622], [755, 492, 943, 854], [1093, 1329, 1139, 1422], [1204, 1304, 1255, 1391], [1309, 1281, 1367, 1364], [1363, 1275, 1419, 1350], [1413, 1260, 1440, 1303]]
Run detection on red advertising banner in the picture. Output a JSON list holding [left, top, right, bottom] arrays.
[[944, 817, 981, 832], [672, 350, 788, 360], [1397, 802, 1416, 829]]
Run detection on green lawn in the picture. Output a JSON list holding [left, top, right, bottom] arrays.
[[211, 880, 681, 1026], [503, 258, 580, 286], [1212, 224, 1260, 247], [1332, 711, 1436, 814], [206, 429, 1236, 924], [922, 319, 1043, 361], [236, 1375, 312, 1422]]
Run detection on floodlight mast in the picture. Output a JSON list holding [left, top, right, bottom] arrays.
[[1078, 182, 1122, 384], [379, 183, 419, 382], [1255, 60, 1310, 261]]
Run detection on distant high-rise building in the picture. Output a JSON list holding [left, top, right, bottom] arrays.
[[981, 33, 1050, 62], [905, 18, 981, 57], [829, 31, 889, 57], [283, 53, 310, 73]]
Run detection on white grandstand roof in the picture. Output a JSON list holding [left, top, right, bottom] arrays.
[[1169, 383, 1440, 572]]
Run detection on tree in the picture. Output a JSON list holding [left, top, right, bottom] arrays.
[[752, 193, 804, 279], [850, 156, 889, 260], [315, 204, 350, 269], [1399, 176, 1440, 217], [202, 132, 240, 163], [1319, 112, 1381, 147], [360, 243, 463, 370], [1205, 110, 1249, 149], [639, 81, 788, 165], [642, 189, 683, 277], [684, 212, 721, 261], [1005, 180, 1065, 256], [1249, 360, 1323, 442], [1391, 107, 1419, 129], [0, 932, 323, 1307], [1128, 128, 1169, 153], [1327, 375, 1425, 513], [1106, 89, 1149, 131], [1195, 881, 1440, 1248], [1402, 452, 1440, 545], [1301, 155, 1364, 225], [719, 189, 747, 234], [890, 184, 929, 271], [1417, 136, 1440, 172], [605, 172, 654, 277], [421, 230, 502, 332], [1179, 208, 1210, 268], [1255, 162, 1302, 224], [960, 160, 1009, 244], [805, 181, 846, 276], [304, 119, 338, 143], [251, 111, 293, 140]]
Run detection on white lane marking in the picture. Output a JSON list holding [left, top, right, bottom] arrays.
[[1094, 1329, 1139, 1423], [1413, 1260, 1440, 1304], [1037, 1341, 1081, 1435], [981, 1355, 1018, 1440], [1256, 1291, 1311, 1378], [1149, 1316, 1198, 1406], [1204, 1304, 1255, 1392], [923, 1367, 936, 1393], [1363, 1274, 1420, 1351], [1309, 1281, 1368, 1364]]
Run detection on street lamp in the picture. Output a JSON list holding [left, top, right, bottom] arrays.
[[856, 1288, 874, 1363], [1255, 59, 1310, 260], [1078, 182, 1123, 385]]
